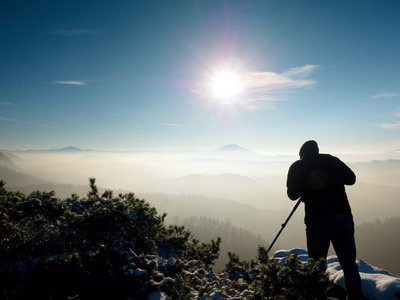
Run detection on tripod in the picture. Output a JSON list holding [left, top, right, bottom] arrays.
[[266, 199, 302, 255]]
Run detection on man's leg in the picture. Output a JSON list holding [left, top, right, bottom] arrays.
[[306, 217, 332, 260], [331, 215, 362, 300], [306, 217, 332, 299]]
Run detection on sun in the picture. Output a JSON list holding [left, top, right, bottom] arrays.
[[210, 70, 243, 100]]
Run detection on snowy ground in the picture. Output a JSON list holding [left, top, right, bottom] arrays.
[[274, 248, 400, 300]]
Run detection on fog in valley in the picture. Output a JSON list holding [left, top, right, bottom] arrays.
[[1, 144, 400, 274]]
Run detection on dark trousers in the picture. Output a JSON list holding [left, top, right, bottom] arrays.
[[306, 214, 362, 300]]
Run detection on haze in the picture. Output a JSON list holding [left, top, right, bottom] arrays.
[[2, 144, 400, 273], [4, 145, 400, 217]]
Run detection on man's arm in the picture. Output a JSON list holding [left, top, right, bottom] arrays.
[[286, 163, 304, 200], [333, 157, 356, 185]]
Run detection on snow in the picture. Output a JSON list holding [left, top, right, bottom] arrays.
[[148, 291, 169, 300], [274, 248, 400, 300]]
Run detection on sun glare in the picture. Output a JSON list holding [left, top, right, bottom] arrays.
[[210, 70, 243, 100]]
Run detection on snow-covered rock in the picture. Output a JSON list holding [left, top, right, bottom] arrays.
[[147, 290, 169, 300], [274, 248, 400, 300], [327, 256, 400, 300]]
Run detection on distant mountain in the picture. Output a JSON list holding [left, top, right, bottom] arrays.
[[349, 159, 400, 186], [352, 159, 400, 168], [4, 152, 23, 161], [0, 152, 16, 169], [204, 144, 264, 160], [57, 146, 84, 152], [0, 165, 49, 186], [214, 144, 253, 153], [7, 146, 93, 154], [41, 146, 87, 153]]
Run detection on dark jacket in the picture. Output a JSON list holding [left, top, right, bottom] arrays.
[[286, 154, 356, 223]]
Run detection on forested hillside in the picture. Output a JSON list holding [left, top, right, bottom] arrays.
[[356, 217, 400, 275], [0, 165, 49, 187], [0, 152, 16, 169], [180, 216, 271, 271]]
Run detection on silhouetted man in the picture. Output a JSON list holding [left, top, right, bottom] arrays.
[[286, 140, 362, 300]]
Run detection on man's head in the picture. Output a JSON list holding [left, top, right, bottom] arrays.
[[299, 140, 319, 158]]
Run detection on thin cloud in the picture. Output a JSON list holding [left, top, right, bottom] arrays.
[[195, 64, 319, 110], [52, 29, 99, 36], [379, 108, 400, 129], [371, 92, 400, 99], [162, 123, 187, 128], [0, 116, 57, 129], [236, 65, 319, 109], [54, 81, 86, 86], [0, 102, 17, 106], [243, 71, 317, 90], [0, 116, 30, 123], [281, 64, 320, 79], [379, 121, 400, 129]]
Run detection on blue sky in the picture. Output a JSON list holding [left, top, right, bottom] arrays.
[[1, 0, 400, 154]]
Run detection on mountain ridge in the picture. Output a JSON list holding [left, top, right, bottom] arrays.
[[1, 146, 92, 153], [0, 152, 16, 169], [202, 144, 264, 161], [214, 144, 253, 152]]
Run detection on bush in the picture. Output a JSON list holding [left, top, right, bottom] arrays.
[[0, 179, 220, 299], [0, 179, 329, 299]]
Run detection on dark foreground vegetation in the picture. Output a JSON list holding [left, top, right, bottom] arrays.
[[0, 179, 330, 300]]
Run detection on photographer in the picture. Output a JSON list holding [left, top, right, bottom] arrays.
[[287, 140, 362, 300]]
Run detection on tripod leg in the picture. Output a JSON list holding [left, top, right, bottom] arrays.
[[266, 199, 302, 255]]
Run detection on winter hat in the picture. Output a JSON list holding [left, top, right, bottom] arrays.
[[299, 140, 319, 158]]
